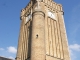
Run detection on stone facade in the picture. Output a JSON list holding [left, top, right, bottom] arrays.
[[16, 0, 71, 60]]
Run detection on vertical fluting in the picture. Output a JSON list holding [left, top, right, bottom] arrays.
[[57, 12, 70, 60], [16, 20, 23, 60], [31, 11, 45, 60], [45, 13, 49, 55]]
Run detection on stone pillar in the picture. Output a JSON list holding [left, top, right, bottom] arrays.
[[57, 12, 70, 60], [31, 11, 45, 60]]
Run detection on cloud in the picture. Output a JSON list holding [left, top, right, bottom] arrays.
[[69, 44, 80, 60], [69, 49, 76, 60], [0, 46, 17, 59], [69, 44, 80, 51], [7, 46, 17, 54], [69, 49, 73, 56], [8, 56, 15, 60], [68, 3, 80, 60], [0, 48, 4, 51]]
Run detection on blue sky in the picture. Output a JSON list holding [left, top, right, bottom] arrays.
[[0, 0, 80, 60]]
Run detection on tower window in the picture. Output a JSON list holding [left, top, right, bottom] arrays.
[[36, 34, 38, 38]]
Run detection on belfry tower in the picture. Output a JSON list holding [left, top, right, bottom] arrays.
[[16, 0, 70, 60]]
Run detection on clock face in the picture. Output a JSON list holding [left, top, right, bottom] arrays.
[[48, 11, 56, 20], [25, 14, 32, 24]]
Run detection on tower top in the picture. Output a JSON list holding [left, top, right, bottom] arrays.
[[30, 0, 53, 1]]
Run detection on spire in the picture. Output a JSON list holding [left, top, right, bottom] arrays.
[[30, 0, 53, 3], [31, 0, 42, 1], [32, 0, 52, 1]]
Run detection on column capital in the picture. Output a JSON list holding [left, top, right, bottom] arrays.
[[32, 11, 45, 17], [32, 1, 45, 16]]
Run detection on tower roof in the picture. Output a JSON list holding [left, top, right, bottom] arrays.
[[30, 0, 53, 1]]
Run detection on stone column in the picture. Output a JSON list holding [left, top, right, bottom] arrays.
[[31, 11, 45, 60]]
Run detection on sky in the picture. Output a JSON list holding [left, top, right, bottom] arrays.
[[0, 0, 80, 60]]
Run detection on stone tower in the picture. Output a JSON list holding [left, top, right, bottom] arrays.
[[16, 0, 70, 60]]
